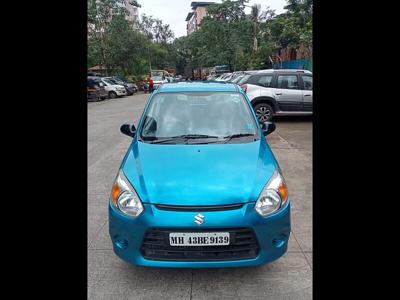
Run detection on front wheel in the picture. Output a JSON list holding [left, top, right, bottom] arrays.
[[109, 91, 117, 99], [254, 103, 274, 122]]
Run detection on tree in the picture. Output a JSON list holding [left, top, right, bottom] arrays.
[[250, 4, 275, 55], [88, 0, 130, 73], [138, 14, 174, 44], [107, 15, 151, 76]]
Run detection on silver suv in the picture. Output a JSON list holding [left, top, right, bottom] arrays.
[[238, 69, 313, 122]]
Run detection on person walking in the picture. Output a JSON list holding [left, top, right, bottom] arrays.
[[147, 75, 154, 93]]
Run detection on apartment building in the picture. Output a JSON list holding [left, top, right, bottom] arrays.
[[185, 2, 215, 35], [124, 0, 139, 26]]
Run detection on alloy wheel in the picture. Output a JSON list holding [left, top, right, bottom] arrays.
[[256, 106, 272, 122]]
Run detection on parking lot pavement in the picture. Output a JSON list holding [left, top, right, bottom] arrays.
[[88, 94, 312, 299]]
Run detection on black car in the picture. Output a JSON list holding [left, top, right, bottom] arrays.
[[87, 77, 108, 101]]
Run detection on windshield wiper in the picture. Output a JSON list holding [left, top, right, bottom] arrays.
[[147, 134, 219, 144], [169, 134, 219, 139], [223, 133, 256, 143]]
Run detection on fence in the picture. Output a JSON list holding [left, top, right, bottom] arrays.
[[272, 59, 312, 72]]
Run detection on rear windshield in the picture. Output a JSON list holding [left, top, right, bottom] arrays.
[[237, 74, 251, 85]]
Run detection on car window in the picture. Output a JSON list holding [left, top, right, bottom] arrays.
[[301, 75, 312, 90], [277, 75, 299, 90], [237, 74, 251, 85], [256, 75, 273, 87], [140, 92, 258, 143]]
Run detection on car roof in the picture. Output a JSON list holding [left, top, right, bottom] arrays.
[[157, 82, 238, 93], [87, 76, 101, 81], [254, 69, 312, 74]]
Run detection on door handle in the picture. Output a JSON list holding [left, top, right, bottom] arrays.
[[275, 93, 282, 95], [304, 94, 311, 96]]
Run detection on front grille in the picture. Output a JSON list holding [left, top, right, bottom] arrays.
[[141, 228, 259, 261], [155, 203, 243, 212]]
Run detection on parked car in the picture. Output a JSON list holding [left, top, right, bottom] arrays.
[[109, 82, 290, 268], [152, 75, 168, 89], [208, 73, 224, 81], [101, 77, 127, 98], [215, 72, 232, 81], [142, 81, 149, 93], [237, 69, 313, 122], [129, 82, 138, 93], [105, 77, 136, 96], [230, 74, 245, 84], [225, 71, 245, 82], [87, 77, 107, 101]]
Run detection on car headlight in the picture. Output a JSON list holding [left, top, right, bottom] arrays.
[[255, 170, 288, 217], [110, 169, 144, 217]]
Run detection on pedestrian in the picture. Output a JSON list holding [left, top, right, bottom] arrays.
[[147, 75, 154, 93]]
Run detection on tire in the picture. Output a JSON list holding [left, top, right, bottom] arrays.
[[109, 91, 117, 99], [254, 102, 274, 122]]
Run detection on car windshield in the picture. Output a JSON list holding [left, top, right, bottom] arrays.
[[140, 92, 258, 144], [103, 78, 116, 85]]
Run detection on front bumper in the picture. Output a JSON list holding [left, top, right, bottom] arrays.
[[109, 201, 290, 268]]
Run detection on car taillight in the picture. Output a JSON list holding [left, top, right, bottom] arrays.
[[240, 84, 247, 92]]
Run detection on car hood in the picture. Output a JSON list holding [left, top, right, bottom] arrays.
[[121, 140, 278, 206]]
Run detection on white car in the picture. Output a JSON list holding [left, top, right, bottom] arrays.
[[238, 69, 313, 121], [101, 77, 127, 98], [215, 72, 232, 81], [152, 75, 168, 89]]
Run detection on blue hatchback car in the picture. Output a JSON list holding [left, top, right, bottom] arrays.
[[109, 82, 290, 268]]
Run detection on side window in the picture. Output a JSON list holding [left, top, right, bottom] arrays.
[[248, 75, 273, 87], [257, 75, 273, 87], [277, 75, 299, 90], [301, 75, 313, 90]]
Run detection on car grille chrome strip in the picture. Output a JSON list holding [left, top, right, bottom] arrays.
[[154, 203, 244, 212]]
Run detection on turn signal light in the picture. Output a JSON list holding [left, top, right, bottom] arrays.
[[110, 183, 121, 205], [278, 181, 288, 204]]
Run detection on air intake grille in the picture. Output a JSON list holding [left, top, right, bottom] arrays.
[[141, 228, 259, 261]]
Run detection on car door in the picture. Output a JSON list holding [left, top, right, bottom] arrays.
[[245, 74, 273, 101], [273, 74, 303, 111], [300, 74, 313, 111]]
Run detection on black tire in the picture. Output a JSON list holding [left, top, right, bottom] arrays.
[[109, 91, 117, 99], [254, 102, 274, 122]]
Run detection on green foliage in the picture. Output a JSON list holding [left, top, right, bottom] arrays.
[[138, 14, 174, 44], [87, 0, 312, 76], [174, 0, 312, 72], [87, 0, 175, 77]]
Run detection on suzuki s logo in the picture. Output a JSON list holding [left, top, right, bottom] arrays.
[[194, 213, 205, 225]]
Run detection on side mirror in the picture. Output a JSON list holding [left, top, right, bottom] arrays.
[[120, 123, 136, 137], [261, 121, 276, 136]]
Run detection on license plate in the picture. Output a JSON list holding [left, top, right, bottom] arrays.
[[169, 232, 230, 246]]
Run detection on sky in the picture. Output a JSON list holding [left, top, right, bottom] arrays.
[[138, 0, 288, 38]]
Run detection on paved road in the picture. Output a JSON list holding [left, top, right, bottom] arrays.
[[88, 93, 312, 299]]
